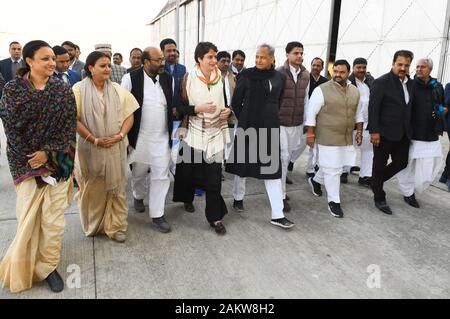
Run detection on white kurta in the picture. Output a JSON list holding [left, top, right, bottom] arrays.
[[122, 72, 170, 167], [305, 84, 364, 169], [396, 140, 443, 196], [305, 82, 364, 204], [121, 72, 171, 218]]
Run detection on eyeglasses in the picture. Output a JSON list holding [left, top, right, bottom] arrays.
[[149, 58, 165, 64]]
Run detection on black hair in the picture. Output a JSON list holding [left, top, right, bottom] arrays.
[[160, 38, 177, 51], [194, 42, 218, 63], [75, 44, 80, 50], [217, 51, 231, 61], [61, 41, 77, 50], [141, 50, 151, 64], [9, 41, 20, 48], [311, 57, 324, 67], [52, 45, 68, 56], [84, 51, 110, 78], [129, 48, 143, 56], [17, 40, 51, 77], [353, 57, 367, 66], [393, 50, 414, 63], [113, 53, 123, 60], [333, 59, 351, 72], [232, 50, 246, 60], [285, 41, 304, 54]]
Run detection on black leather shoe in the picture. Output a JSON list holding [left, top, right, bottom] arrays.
[[46, 270, 64, 293], [340, 173, 348, 184], [375, 201, 393, 215], [404, 194, 420, 208], [286, 176, 293, 185], [350, 166, 360, 173], [288, 162, 294, 172], [184, 202, 195, 213], [210, 221, 227, 235], [283, 199, 291, 213], [134, 198, 145, 213], [233, 200, 244, 212], [358, 177, 372, 188]]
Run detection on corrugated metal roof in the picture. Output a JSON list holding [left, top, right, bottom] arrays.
[[148, 0, 193, 25]]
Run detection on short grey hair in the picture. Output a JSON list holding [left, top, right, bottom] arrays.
[[257, 43, 275, 57], [418, 57, 434, 70]]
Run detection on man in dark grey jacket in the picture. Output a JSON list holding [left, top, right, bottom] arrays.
[[368, 50, 414, 215]]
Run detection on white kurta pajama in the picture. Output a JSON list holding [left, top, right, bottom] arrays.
[[305, 84, 364, 204], [280, 65, 310, 198], [396, 140, 443, 197], [122, 73, 171, 219], [343, 78, 373, 177]]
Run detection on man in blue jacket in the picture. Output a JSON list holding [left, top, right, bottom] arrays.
[[439, 82, 450, 191], [0, 42, 24, 98], [52, 46, 81, 87]]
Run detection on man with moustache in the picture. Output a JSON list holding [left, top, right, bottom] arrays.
[[61, 41, 85, 78], [342, 58, 375, 187], [396, 58, 446, 208], [121, 47, 174, 234], [306, 60, 364, 218], [368, 50, 414, 215]]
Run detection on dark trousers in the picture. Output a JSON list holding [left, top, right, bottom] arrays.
[[371, 136, 410, 202], [173, 143, 228, 224], [443, 151, 450, 179]]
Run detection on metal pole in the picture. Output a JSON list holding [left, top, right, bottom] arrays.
[[325, 0, 342, 78], [437, 0, 450, 82], [176, 0, 180, 45]]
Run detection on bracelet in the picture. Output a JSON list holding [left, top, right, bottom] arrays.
[[119, 132, 124, 140], [94, 138, 99, 147], [85, 134, 92, 143]]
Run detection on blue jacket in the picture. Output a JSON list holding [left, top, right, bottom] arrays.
[[445, 83, 450, 131], [53, 70, 81, 87], [164, 63, 186, 108], [0, 58, 14, 83]]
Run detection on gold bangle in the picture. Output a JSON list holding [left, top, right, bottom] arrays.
[[85, 134, 92, 143], [94, 138, 99, 147]]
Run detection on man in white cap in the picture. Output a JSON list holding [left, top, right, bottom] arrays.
[[95, 43, 127, 84]]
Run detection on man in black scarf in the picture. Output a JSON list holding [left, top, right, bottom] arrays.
[[226, 44, 295, 229], [396, 58, 446, 207]]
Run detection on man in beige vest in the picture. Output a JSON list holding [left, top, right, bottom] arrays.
[[305, 60, 364, 218]]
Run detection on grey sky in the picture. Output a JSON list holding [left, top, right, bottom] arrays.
[[0, 0, 167, 67]]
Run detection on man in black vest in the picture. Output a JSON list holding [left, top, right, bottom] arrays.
[[121, 47, 174, 233], [368, 50, 414, 215]]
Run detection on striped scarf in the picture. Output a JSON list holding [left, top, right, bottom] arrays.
[[184, 66, 230, 161]]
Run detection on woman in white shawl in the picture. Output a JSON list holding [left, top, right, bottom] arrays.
[[73, 51, 139, 243], [173, 42, 231, 235]]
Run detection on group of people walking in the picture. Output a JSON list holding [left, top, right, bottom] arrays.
[[0, 37, 449, 294]]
